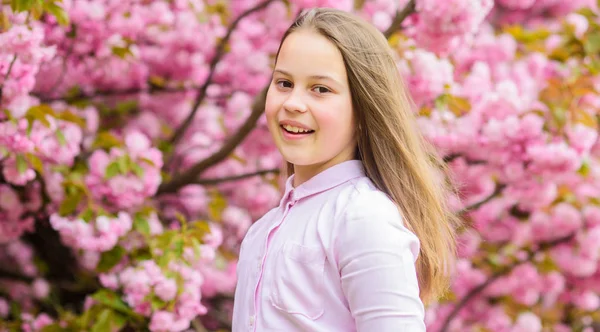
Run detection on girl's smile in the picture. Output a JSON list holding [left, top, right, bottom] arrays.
[[279, 119, 315, 140]]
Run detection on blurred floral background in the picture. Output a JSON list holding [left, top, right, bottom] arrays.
[[1, 0, 600, 331]]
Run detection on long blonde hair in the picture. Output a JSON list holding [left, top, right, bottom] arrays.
[[275, 8, 461, 305]]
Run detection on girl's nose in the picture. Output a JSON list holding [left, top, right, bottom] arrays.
[[282, 91, 308, 113]]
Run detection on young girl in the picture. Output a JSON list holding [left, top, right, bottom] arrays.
[[232, 7, 459, 332]]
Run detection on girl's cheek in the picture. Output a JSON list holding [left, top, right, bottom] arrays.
[[264, 99, 278, 119]]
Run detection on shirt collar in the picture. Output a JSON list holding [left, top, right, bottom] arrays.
[[280, 160, 365, 206]]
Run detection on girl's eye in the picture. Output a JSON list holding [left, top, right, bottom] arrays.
[[313, 86, 331, 94], [276, 80, 292, 89]]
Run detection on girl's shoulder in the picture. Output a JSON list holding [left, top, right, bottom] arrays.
[[341, 177, 403, 224]]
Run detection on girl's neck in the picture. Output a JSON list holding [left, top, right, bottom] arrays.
[[292, 156, 357, 188]]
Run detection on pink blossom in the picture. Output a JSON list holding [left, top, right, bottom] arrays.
[[149, 311, 176, 332], [572, 290, 600, 311], [497, 0, 536, 10], [155, 278, 178, 302], [400, 49, 455, 106], [32, 278, 50, 299], [512, 312, 542, 332], [99, 273, 119, 290], [0, 298, 8, 318], [412, 0, 494, 54]]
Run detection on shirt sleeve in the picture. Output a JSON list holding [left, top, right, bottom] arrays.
[[335, 191, 426, 332]]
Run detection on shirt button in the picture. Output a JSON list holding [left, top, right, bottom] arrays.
[[249, 315, 255, 326]]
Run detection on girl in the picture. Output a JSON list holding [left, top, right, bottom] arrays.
[[232, 7, 459, 332]]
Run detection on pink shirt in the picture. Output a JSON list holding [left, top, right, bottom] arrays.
[[232, 160, 425, 331]]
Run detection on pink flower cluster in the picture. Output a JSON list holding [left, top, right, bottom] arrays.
[[0, 115, 83, 186], [398, 49, 455, 107], [1, 18, 56, 115], [20, 313, 53, 332], [100, 259, 207, 332], [0, 240, 38, 277], [86, 131, 163, 210], [411, 0, 494, 54], [0, 185, 34, 243], [494, 0, 597, 24], [49, 212, 132, 253]]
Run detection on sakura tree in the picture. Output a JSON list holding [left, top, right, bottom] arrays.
[[0, 0, 599, 331]]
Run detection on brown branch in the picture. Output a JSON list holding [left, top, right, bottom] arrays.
[[0, 55, 17, 102], [44, 43, 75, 98], [458, 183, 507, 215], [383, 0, 416, 38], [36, 85, 196, 103], [0, 268, 34, 283], [194, 168, 279, 186], [439, 232, 577, 332], [168, 0, 276, 146], [443, 153, 487, 165], [157, 86, 268, 194], [191, 319, 208, 332], [443, 153, 461, 163]]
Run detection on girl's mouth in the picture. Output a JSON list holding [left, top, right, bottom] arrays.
[[280, 124, 314, 139]]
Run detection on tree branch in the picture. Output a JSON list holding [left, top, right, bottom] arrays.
[[168, 0, 276, 147], [194, 168, 279, 186], [0, 268, 34, 283], [36, 85, 196, 103], [439, 232, 577, 332], [0, 55, 18, 103], [383, 0, 416, 38], [443, 153, 461, 163], [458, 183, 507, 215], [157, 87, 268, 194]]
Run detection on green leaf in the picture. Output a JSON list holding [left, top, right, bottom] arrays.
[[16, 154, 28, 174], [134, 215, 151, 236], [131, 162, 144, 178], [139, 157, 156, 166], [91, 290, 136, 317], [190, 221, 211, 238], [111, 46, 133, 59], [92, 131, 123, 150], [45, 1, 70, 26], [55, 129, 67, 146], [208, 192, 228, 221], [26, 105, 51, 128], [112, 311, 127, 331], [105, 161, 120, 179], [151, 297, 166, 311], [59, 190, 83, 216], [190, 237, 202, 258], [115, 100, 138, 114], [79, 208, 95, 222], [24, 153, 44, 174], [584, 31, 600, 54], [90, 308, 111, 332], [56, 110, 86, 127], [40, 323, 66, 332], [29, 0, 43, 19], [117, 156, 127, 174], [173, 238, 184, 257], [3, 109, 14, 121], [97, 246, 126, 273]]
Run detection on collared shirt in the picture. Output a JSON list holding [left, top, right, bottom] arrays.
[[232, 160, 426, 331]]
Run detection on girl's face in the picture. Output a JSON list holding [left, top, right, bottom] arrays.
[[265, 30, 357, 184]]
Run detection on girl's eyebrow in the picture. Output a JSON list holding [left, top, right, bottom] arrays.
[[274, 69, 343, 86]]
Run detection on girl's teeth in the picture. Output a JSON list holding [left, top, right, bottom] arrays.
[[283, 124, 311, 133]]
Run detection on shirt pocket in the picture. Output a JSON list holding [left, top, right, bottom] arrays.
[[269, 241, 326, 320]]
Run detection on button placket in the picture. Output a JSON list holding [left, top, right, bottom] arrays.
[[251, 191, 298, 332]]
